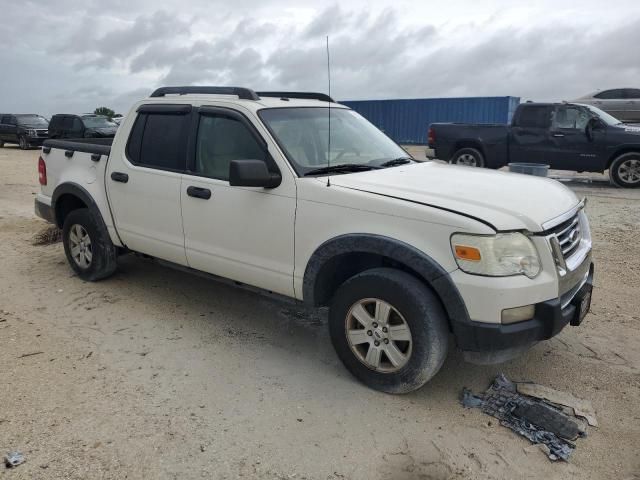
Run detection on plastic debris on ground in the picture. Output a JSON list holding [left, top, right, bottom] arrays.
[[4, 452, 25, 468], [461, 374, 597, 462]]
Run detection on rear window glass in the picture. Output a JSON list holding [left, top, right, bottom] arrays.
[[126, 112, 188, 171], [514, 106, 551, 128]]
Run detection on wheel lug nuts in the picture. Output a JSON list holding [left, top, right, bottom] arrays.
[[372, 322, 378, 328], [367, 330, 373, 336], [374, 341, 380, 346], [383, 338, 389, 344], [382, 327, 388, 333]]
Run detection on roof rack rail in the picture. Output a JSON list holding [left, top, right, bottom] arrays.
[[257, 91, 335, 103], [150, 86, 260, 100]]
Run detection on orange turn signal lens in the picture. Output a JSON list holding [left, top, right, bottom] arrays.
[[454, 245, 481, 262]]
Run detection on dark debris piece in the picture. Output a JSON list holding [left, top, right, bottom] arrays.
[[461, 374, 586, 461]]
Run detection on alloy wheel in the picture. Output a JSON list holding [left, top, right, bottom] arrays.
[[345, 298, 412, 373], [618, 159, 640, 184], [68, 224, 93, 268], [455, 153, 478, 166]]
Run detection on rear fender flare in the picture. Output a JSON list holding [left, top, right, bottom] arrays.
[[51, 183, 110, 241]]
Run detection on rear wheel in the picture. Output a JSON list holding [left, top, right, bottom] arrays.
[[610, 153, 640, 188], [329, 268, 449, 394], [18, 136, 28, 150], [62, 208, 118, 281], [0, 140, 4, 147], [450, 147, 485, 167]]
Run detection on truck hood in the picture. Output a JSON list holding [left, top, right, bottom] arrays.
[[329, 162, 579, 231]]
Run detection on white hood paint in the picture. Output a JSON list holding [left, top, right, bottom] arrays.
[[329, 162, 579, 231]]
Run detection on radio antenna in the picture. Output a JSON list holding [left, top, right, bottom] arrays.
[[326, 35, 331, 187]]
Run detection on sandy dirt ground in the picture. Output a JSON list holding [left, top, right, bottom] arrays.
[[1, 146, 639, 480]]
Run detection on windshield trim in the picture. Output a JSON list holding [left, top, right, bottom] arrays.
[[257, 106, 409, 177]]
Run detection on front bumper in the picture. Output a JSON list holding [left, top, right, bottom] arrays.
[[26, 136, 46, 146], [453, 262, 594, 352]]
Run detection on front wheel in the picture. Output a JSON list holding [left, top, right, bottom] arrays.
[[62, 208, 118, 281], [329, 268, 449, 394], [450, 147, 485, 167], [18, 136, 28, 150], [610, 153, 640, 188]]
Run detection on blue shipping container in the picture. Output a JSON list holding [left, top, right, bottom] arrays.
[[341, 96, 521, 144]]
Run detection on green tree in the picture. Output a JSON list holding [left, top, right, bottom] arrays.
[[94, 107, 115, 119]]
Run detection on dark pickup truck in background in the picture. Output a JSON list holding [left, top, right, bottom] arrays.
[[428, 102, 640, 188], [48, 114, 118, 139]]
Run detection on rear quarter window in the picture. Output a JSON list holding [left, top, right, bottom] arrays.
[[126, 111, 189, 171], [513, 106, 552, 128]]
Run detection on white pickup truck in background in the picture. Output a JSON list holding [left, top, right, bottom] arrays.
[[35, 86, 594, 393]]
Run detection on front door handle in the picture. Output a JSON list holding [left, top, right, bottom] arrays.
[[552, 133, 565, 137], [111, 172, 129, 183], [186, 186, 211, 199]]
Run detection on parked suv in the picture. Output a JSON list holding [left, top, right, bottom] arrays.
[[573, 89, 640, 123], [35, 86, 594, 393], [48, 114, 118, 139], [0, 114, 49, 149]]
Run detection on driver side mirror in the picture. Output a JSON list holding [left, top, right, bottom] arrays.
[[585, 117, 600, 141], [229, 160, 282, 188]]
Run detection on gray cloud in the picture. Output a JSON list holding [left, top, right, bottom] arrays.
[[1, 0, 639, 116]]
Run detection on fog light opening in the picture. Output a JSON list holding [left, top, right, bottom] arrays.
[[501, 305, 535, 324]]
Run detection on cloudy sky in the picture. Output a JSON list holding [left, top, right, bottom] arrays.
[[1, 0, 639, 116]]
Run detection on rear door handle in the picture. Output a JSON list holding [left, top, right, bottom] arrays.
[[111, 172, 129, 183], [186, 186, 211, 199], [552, 133, 565, 137]]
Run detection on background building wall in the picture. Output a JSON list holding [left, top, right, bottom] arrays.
[[341, 96, 521, 144]]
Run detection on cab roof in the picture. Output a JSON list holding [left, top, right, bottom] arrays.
[[144, 86, 348, 111]]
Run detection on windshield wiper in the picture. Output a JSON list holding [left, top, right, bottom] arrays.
[[379, 157, 414, 167], [304, 164, 381, 176]]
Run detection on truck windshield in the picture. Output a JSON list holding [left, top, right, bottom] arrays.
[[16, 115, 48, 127], [259, 107, 408, 176], [82, 116, 116, 128], [580, 104, 622, 126]]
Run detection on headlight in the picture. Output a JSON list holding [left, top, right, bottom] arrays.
[[451, 232, 541, 278]]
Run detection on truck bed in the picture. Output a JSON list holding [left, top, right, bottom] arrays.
[[428, 123, 509, 168]]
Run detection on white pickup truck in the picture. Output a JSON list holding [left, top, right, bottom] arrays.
[[35, 86, 594, 393]]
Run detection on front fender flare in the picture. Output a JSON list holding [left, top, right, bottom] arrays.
[[302, 234, 470, 328]]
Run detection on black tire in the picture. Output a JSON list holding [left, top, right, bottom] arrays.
[[329, 268, 449, 394], [450, 147, 485, 167], [62, 208, 117, 281], [18, 135, 28, 150], [0, 140, 4, 147], [609, 152, 640, 188]]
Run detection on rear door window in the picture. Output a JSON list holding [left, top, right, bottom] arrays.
[[514, 106, 552, 128], [126, 111, 190, 171]]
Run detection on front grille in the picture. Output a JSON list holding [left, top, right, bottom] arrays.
[[548, 213, 582, 259], [37, 130, 48, 137]]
